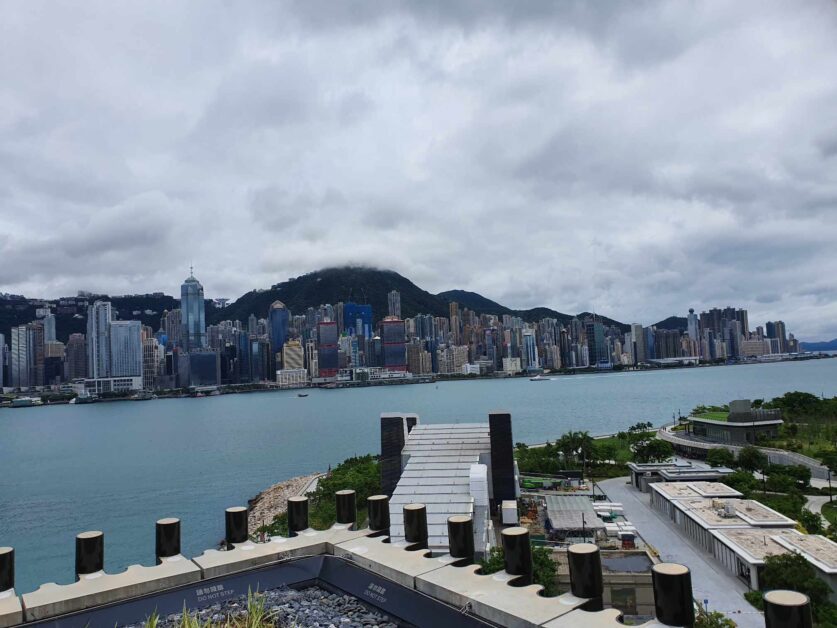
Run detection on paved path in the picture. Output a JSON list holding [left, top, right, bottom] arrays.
[[598, 477, 764, 628], [805, 495, 830, 515], [298, 473, 325, 496]]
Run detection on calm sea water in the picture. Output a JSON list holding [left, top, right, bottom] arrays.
[[2, 358, 836, 592]]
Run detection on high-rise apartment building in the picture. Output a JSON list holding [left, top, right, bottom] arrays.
[[87, 300, 113, 378], [686, 309, 699, 341], [0, 333, 5, 387], [388, 290, 401, 319], [181, 270, 206, 351]]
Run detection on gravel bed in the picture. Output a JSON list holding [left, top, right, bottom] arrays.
[[125, 586, 399, 627]]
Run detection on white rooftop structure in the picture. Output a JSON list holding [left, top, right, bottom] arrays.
[[389, 423, 493, 551]]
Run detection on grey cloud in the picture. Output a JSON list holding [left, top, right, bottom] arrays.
[[2, 1, 837, 338]]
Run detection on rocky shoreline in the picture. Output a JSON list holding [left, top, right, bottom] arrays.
[[247, 473, 320, 531]]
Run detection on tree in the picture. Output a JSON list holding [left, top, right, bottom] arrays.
[[695, 601, 736, 628], [632, 438, 674, 463], [706, 448, 735, 468], [737, 446, 768, 473], [800, 509, 824, 535], [760, 553, 834, 622]]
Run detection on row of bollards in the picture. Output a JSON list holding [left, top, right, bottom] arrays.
[[0, 491, 815, 628]]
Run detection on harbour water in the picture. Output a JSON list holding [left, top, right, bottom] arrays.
[[2, 358, 836, 593]]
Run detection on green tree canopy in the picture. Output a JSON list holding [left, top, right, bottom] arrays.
[[737, 446, 768, 472], [706, 448, 735, 468]]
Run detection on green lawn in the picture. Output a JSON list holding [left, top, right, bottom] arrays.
[[695, 411, 728, 421], [822, 501, 837, 526]]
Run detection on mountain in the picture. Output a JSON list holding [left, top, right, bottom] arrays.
[[800, 339, 837, 352], [216, 267, 628, 329], [654, 316, 687, 331], [212, 267, 450, 324]]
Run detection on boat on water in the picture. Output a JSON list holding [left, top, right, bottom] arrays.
[[131, 391, 154, 401], [529, 375, 551, 382], [70, 394, 97, 405], [297, 393, 309, 398], [11, 397, 43, 408]]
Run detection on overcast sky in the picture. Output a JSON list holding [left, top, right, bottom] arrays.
[[2, 2, 837, 339]]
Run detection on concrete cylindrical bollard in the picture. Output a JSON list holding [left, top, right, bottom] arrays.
[[0, 547, 13, 592], [288, 496, 309, 537], [652, 563, 695, 628], [502, 527, 533, 586], [225, 507, 248, 549], [447, 516, 475, 564], [567, 543, 604, 610], [403, 503, 428, 550], [155, 518, 181, 563], [75, 531, 104, 579], [335, 490, 357, 527], [764, 590, 813, 628], [367, 495, 390, 534]]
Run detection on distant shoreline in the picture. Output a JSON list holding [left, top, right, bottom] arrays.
[[1, 352, 834, 410]]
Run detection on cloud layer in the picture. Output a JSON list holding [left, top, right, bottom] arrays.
[[2, 1, 837, 339]]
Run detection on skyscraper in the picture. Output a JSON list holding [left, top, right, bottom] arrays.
[[388, 290, 401, 319], [343, 303, 373, 339], [268, 301, 290, 358], [110, 320, 143, 377], [317, 321, 339, 377], [10, 324, 33, 388], [87, 300, 113, 378], [686, 309, 699, 342], [381, 316, 407, 371], [43, 313, 56, 343], [0, 333, 5, 387], [181, 270, 206, 351], [66, 333, 87, 381]]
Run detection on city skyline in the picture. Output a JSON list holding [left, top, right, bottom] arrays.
[[2, 3, 837, 340]]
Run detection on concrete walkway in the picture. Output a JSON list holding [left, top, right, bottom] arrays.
[[805, 495, 830, 515], [598, 477, 764, 628]]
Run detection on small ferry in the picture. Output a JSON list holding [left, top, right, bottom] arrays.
[[529, 375, 551, 382], [11, 397, 43, 408], [70, 393, 97, 405], [297, 392, 309, 398]]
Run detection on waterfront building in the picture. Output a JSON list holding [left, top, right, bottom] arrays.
[[522, 329, 539, 371], [686, 399, 783, 444], [181, 270, 206, 351], [188, 351, 221, 387], [387, 290, 401, 319], [87, 300, 113, 379], [109, 321, 143, 378], [316, 321, 338, 378], [66, 333, 87, 381], [282, 339, 304, 370], [43, 341, 65, 385], [268, 301, 290, 363], [84, 376, 143, 394], [406, 341, 432, 375], [10, 324, 33, 389], [686, 308, 699, 344], [766, 320, 787, 353], [586, 318, 610, 368], [381, 316, 407, 372], [305, 339, 318, 378], [0, 332, 4, 387], [142, 338, 163, 390], [276, 367, 307, 388]]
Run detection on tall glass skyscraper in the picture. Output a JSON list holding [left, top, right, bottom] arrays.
[[181, 269, 206, 352], [268, 301, 290, 356]]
